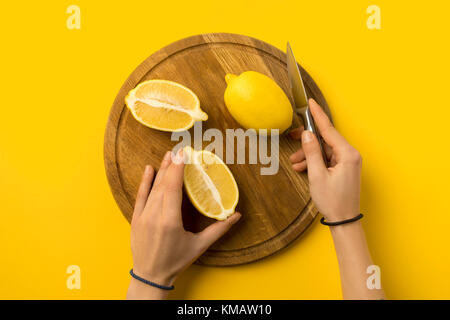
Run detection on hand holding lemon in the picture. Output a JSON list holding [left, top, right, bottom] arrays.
[[127, 150, 241, 300]]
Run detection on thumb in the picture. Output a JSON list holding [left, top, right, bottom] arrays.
[[196, 212, 241, 250], [302, 130, 327, 179]]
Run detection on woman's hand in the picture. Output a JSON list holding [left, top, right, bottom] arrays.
[[127, 149, 241, 300], [290, 99, 385, 299], [289, 98, 362, 222]]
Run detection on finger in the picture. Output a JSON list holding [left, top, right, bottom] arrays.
[[161, 149, 185, 222], [289, 148, 305, 164], [145, 151, 172, 209], [324, 143, 333, 160], [309, 98, 349, 150], [197, 212, 241, 249], [152, 151, 172, 189], [302, 130, 327, 179], [292, 160, 307, 172], [133, 165, 155, 219], [288, 126, 304, 140]]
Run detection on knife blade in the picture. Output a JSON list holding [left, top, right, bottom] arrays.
[[286, 42, 328, 164]]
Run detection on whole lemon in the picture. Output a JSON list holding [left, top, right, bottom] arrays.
[[224, 71, 293, 134]]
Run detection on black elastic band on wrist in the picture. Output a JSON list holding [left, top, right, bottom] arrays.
[[129, 269, 174, 290], [320, 213, 364, 226]]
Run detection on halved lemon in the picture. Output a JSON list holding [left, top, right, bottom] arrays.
[[183, 146, 239, 220], [125, 80, 208, 132]]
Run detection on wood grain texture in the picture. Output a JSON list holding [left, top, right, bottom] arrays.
[[104, 33, 330, 266]]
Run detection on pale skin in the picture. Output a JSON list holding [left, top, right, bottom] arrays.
[[289, 99, 385, 299], [127, 98, 385, 300], [127, 150, 241, 299]]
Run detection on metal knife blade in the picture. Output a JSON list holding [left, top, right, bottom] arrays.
[[286, 42, 328, 164]]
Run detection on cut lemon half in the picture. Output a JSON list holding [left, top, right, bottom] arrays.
[[183, 146, 239, 220], [125, 80, 208, 132]]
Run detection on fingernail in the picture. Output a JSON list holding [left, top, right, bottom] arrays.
[[173, 148, 184, 164], [145, 165, 151, 174], [302, 130, 313, 143], [309, 98, 317, 105]]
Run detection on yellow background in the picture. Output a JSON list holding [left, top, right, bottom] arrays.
[[0, 1, 449, 299]]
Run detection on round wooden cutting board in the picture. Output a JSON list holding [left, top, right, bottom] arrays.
[[104, 33, 330, 266]]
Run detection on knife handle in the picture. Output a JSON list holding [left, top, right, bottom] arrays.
[[297, 106, 328, 166]]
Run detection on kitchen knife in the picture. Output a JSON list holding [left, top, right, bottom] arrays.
[[286, 42, 328, 164]]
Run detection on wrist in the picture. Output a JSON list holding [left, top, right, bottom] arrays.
[[323, 209, 360, 222], [329, 219, 363, 235], [132, 267, 175, 287], [127, 277, 169, 300]]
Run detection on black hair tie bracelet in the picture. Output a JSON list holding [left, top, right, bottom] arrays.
[[130, 269, 174, 290], [320, 213, 364, 226]]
